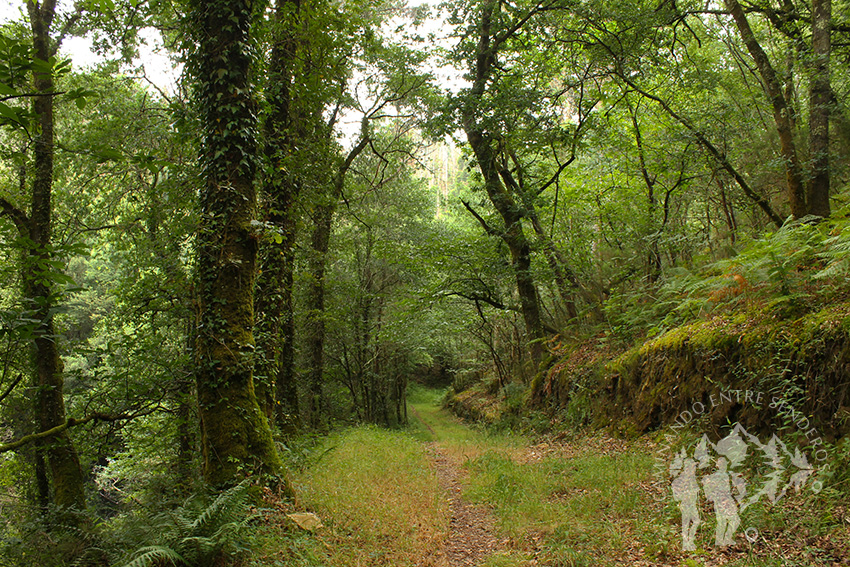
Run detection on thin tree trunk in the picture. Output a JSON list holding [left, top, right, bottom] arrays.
[[255, 233, 299, 425], [303, 131, 369, 428], [719, 183, 738, 244], [461, 0, 545, 363], [275, 250, 299, 429], [725, 0, 807, 218], [808, 0, 831, 217], [27, 0, 87, 514], [630, 106, 663, 281], [305, 203, 333, 428]]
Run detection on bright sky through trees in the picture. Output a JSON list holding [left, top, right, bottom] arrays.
[[0, 0, 179, 92]]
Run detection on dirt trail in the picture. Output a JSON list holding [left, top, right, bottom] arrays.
[[427, 443, 503, 567], [410, 405, 504, 567]]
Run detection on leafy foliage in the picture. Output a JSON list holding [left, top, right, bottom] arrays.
[[2, 0, 850, 562], [109, 481, 255, 567]]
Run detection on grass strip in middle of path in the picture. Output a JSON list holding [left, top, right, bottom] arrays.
[[407, 386, 527, 462]]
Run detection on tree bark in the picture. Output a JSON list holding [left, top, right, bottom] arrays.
[[461, 0, 546, 364], [254, 0, 302, 432], [26, 0, 88, 514], [808, 0, 831, 217], [725, 0, 807, 218], [303, 131, 369, 427], [305, 202, 333, 428], [190, 0, 284, 487], [465, 131, 546, 363]]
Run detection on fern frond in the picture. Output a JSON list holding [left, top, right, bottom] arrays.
[[190, 480, 250, 534], [107, 481, 255, 567], [120, 545, 185, 567]]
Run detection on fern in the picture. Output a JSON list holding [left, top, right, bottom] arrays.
[[191, 480, 250, 534], [115, 480, 254, 567], [121, 546, 185, 567], [816, 221, 850, 280], [621, 216, 850, 337]]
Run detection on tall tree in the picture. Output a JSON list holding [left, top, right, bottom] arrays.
[[301, 22, 431, 426], [452, 0, 584, 363], [0, 1, 89, 514], [808, 0, 831, 217], [253, 0, 304, 430], [305, 129, 369, 427], [253, 0, 353, 430], [723, 0, 807, 219], [28, 0, 87, 514], [187, 0, 283, 486]]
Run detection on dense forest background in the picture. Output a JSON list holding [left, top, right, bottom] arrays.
[[0, 0, 849, 565]]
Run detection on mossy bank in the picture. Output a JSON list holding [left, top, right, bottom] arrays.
[[534, 301, 850, 439]]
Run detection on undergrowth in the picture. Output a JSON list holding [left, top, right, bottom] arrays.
[[106, 480, 255, 567], [604, 214, 850, 344]]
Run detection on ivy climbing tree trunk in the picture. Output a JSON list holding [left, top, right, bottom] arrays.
[[254, 0, 302, 432], [188, 0, 284, 487]]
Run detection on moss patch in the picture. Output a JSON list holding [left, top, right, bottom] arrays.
[[540, 302, 850, 438]]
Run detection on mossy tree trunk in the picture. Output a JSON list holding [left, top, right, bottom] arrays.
[[460, 0, 546, 365], [254, 229, 299, 427], [26, 0, 88, 514], [807, 0, 831, 218], [189, 0, 284, 487], [0, 1, 88, 514]]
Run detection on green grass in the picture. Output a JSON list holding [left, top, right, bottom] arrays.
[[408, 387, 666, 565], [258, 425, 449, 567], [407, 385, 525, 461], [253, 387, 849, 567], [461, 446, 667, 565]]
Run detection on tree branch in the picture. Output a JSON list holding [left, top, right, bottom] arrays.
[[0, 196, 30, 236], [0, 91, 65, 102], [0, 374, 23, 405], [444, 290, 511, 311], [620, 78, 784, 227], [0, 411, 132, 453], [461, 199, 502, 237]]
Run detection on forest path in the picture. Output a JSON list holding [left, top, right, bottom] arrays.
[[273, 389, 849, 566], [404, 389, 850, 567], [408, 402, 508, 567], [427, 442, 502, 566]]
